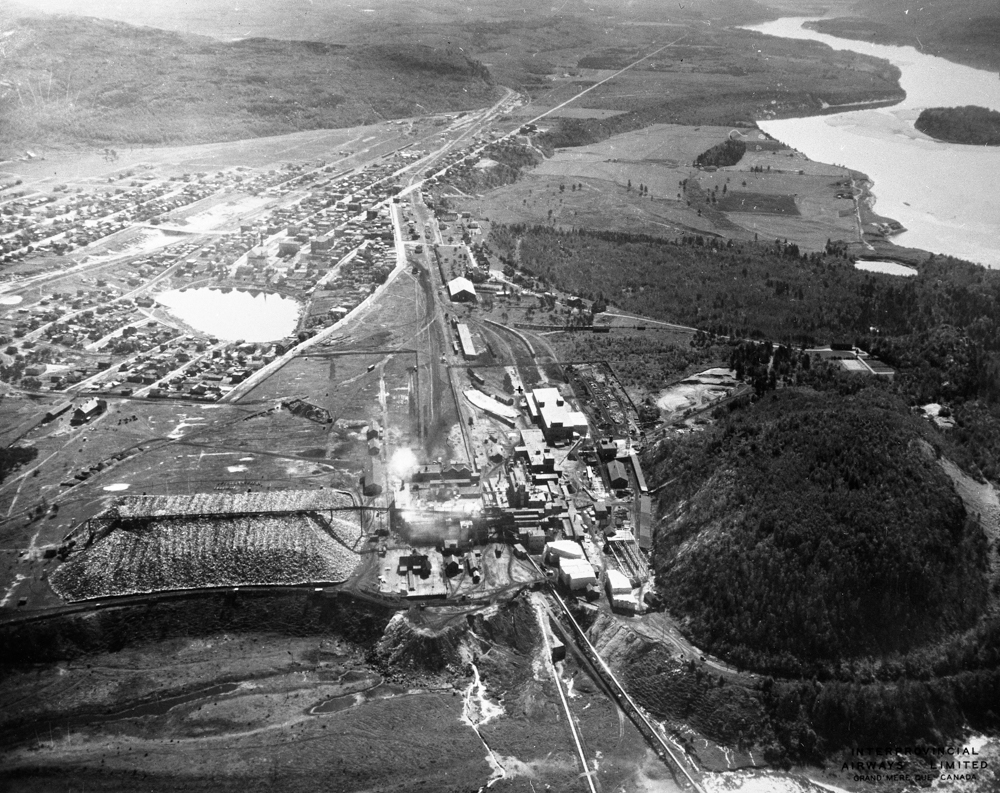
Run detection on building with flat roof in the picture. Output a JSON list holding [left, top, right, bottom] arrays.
[[559, 558, 597, 591], [514, 428, 559, 474], [456, 323, 477, 359], [528, 387, 589, 443], [606, 569, 632, 595]]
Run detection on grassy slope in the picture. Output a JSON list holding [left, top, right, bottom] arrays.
[[0, 15, 499, 150]]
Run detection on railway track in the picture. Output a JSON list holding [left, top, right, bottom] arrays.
[[544, 585, 707, 793]]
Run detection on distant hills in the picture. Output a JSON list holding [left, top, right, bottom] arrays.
[[808, 0, 1000, 72], [9, 0, 775, 42], [0, 14, 500, 149]]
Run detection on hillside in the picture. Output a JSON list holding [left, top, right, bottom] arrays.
[[647, 388, 989, 669], [9, 0, 775, 42], [808, 0, 1000, 72], [0, 15, 499, 149], [915, 105, 1000, 146]]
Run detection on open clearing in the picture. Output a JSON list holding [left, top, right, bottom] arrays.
[[475, 122, 862, 250]]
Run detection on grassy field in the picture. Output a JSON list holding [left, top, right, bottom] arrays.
[[470, 123, 862, 250]]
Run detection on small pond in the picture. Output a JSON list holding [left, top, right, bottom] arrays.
[[156, 288, 300, 342]]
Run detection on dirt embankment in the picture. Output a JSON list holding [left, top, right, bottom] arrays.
[[0, 589, 395, 668], [373, 598, 541, 673], [586, 610, 775, 771]]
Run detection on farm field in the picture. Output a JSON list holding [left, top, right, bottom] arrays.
[[537, 124, 735, 190], [473, 122, 865, 251], [518, 107, 629, 120], [472, 174, 724, 240]]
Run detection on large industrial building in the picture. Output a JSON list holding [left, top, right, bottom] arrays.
[[525, 387, 589, 443]]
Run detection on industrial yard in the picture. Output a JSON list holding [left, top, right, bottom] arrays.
[[0, 82, 667, 624], [0, 91, 700, 792], [0, 30, 851, 793]]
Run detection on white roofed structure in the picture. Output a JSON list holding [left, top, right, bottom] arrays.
[[545, 539, 585, 563], [530, 387, 589, 442], [447, 277, 477, 302], [559, 558, 597, 590], [605, 569, 632, 595]]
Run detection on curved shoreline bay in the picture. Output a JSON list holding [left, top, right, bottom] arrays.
[[744, 17, 1000, 267]]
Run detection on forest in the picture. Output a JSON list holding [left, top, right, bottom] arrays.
[[492, 220, 1000, 592], [0, 446, 36, 485], [915, 105, 1000, 146], [489, 224, 1000, 355], [647, 387, 987, 670], [694, 138, 746, 168]]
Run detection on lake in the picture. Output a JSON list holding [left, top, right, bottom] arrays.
[[744, 17, 1000, 268], [156, 287, 301, 342]]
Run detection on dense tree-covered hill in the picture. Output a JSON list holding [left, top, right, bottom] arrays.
[[648, 388, 988, 669]]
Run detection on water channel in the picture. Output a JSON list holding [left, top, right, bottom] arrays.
[[155, 287, 301, 342], [743, 17, 1000, 268]]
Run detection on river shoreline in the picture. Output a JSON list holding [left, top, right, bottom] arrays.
[[746, 17, 1000, 268]]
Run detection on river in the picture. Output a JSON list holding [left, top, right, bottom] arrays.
[[743, 17, 1000, 268]]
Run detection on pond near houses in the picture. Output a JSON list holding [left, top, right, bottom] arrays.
[[156, 287, 301, 342]]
